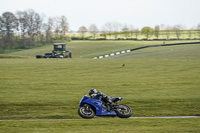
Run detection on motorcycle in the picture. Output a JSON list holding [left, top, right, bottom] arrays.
[[78, 95, 132, 119]]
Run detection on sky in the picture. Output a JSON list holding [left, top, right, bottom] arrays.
[[0, 0, 200, 31]]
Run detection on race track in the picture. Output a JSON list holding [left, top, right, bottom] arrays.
[[0, 116, 199, 121]]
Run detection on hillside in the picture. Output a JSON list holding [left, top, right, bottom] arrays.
[[0, 40, 200, 132], [6, 40, 200, 58]]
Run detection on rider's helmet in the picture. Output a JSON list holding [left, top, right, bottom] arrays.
[[89, 88, 97, 97]]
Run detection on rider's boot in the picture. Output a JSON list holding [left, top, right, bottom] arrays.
[[107, 104, 111, 112]]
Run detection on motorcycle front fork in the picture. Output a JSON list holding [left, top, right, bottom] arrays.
[[83, 104, 91, 111]]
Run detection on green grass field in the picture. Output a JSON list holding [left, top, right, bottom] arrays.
[[0, 40, 200, 132], [1, 118, 200, 133], [6, 40, 200, 58]]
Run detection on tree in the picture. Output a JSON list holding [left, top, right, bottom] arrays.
[[197, 23, 200, 39], [128, 25, 135, 38], [102, 22, 113, 39], [0, 17, 2, 36], [187, 27, 194, 39], [89, 24, 98, 39], [53, 17, 61, 39], [165, 26, 172, 40], [101, 26, 107, 39], [122, 25, 129, 39], [0, 19, 2, 50], [134, 28, 140, 39], [141, 27, 154, 39], [45, 18, 54, 43], [112, 22, 121, 39], [160, 24, 165, 30], [60, 16, 68, 39], [127, 25, 140, 39], [154, 25, 160, 39], [16, 9, 43, 47], [173, 25, 182, 39], [0, 12, 18, 49], [78, 26, 87, 39]]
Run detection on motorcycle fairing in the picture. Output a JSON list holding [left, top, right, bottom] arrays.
[[79, 96, 116, 116]]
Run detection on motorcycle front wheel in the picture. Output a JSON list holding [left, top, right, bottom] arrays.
[[78, 105, 95, 119], [115, 104, 132, 118]]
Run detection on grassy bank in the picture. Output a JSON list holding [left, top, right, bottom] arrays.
[[0, 40, 199, 132], [7, 40, 200, 58], [1, 42, 200, 119]]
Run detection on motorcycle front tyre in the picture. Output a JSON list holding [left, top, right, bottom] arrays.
[[78, 106, 95, 119]]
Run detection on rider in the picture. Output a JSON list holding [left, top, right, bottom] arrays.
[[89, 88, 114, 111]]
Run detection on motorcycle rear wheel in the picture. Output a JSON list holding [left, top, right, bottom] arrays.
[[78, 106, 95, 119], [115, 104, 132, 118]]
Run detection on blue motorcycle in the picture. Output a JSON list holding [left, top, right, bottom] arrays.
[[78, 95, 132, 119]]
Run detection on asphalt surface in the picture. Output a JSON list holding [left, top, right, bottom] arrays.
[[111, 41, 200, 59], [129, 116, 200, 119], [0, 116, 199, 121]]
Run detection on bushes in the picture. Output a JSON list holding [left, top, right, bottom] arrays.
[[95, 38, 107, 40], [71, 37, 90, 40], [126, 38, 138, 40]]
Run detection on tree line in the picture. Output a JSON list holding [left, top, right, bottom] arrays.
[[77, 23, 200, 40], [0, 9, 200, 52], [0, 9, 69, 51]]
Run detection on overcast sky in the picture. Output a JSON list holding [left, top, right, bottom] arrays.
[[0, 0, 200, 31]]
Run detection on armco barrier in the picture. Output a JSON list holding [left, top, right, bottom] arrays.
[[130, 42, 200, 51]]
